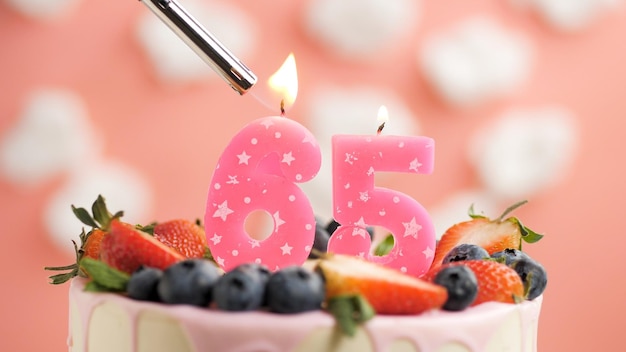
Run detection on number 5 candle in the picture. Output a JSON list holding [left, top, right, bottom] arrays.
[[327, 106, 436, 277], [204, 54, 322, 271]]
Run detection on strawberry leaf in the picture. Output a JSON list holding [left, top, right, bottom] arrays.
[[72, 206, 98, 228], [327, 294, 375, 337], [515, 218, 544, 244], [468, 204, 487, 220], [373, 234, 394, 256], [80, 258, 129, 292]]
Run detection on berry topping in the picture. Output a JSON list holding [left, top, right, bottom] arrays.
[[308, 220, 331, 259], [510, 257, 547, 300], [100, 220, 185, 274], [45, 195, 124, 284], [424, 260, 524, 306], [318, 254, 447, 315], [266, 266, 325, 314], [442, 244, 490, 264], [213, 263, 271, 311], [433, 266, 478, 311], [127, 266, 163, 302], [491, 248, 530, 265], [144, 219, 208, 259], [157, 259, 221, 307], [432, 201, 543, 270]]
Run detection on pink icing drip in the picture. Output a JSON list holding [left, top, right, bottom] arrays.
[[69, 278, 543, 352]]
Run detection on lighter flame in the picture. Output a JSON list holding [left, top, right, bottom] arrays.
[[268, 53, 298, 108]]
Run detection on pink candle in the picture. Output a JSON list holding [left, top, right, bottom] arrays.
[[204, 116, 321, 271], [327, 118, 435, 277]]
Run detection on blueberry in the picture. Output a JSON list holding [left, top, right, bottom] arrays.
[[213, 263, 270, 311], [325, 219, 374, 240], [308, 222, 330, 259], [266, 266, 325, 314], [127, 266, 163, 302], [157, 259, 221, 307], [510, 258, 547, 300], [491, 248, 530, 265], [434, 265, 478, 311], [442, 244, 489, 264]]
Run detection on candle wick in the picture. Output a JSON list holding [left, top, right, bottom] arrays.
[[377, 122, 385, 135], [280, 99, 285, 116]]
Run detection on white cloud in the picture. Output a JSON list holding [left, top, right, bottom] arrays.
[[511, 0, 623, 31], [136, 0, 256, 83], [469, 106, 578, 200], [420, 16, 533, 106], [4, 0, 81, 20], [302, 86, 421, 219], [429, 190, 500, 240], [304, 0, 419, 60], [44, 159, 153, 253], [0, 89, 102, 187]]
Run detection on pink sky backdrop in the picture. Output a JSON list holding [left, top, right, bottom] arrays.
[[1, 1, 625, 351]]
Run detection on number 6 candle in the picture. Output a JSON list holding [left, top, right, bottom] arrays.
[[204, 54, 322, 271], [327, 106, 436, 277]]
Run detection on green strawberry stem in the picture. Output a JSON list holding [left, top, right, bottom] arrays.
[[45, 195, 123, 285], [495, 200, 528, 222]]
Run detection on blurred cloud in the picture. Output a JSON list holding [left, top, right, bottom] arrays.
[[304, 0, 419, 61], [469, 106, 578, 200], [44, 159, 153, 253], [429, 190, 500, 239], [135, 0, 256, 83], [511, 0, 623, 31], [0, 88, 102, 187], [420, 16, 533, 106], [4, 0, 81, 20]]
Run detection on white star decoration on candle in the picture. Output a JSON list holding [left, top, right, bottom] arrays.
[[280, 242, 293, 255], [359, 191, 370, 202], [216, 256, 225, 267], [237, 151, 251, 165], [226, 175, 239, 184], [249, 239, 260, 248], [409, 158, 422, 172], [345, 152, 357, 165], [213, 201, 234, 221], [210, 233, 222, 245], [422, 246, 434, 259], [261, 119, 274, 129], [282, 151, 296, 165], [402, 217, 421, 239], [273, 211, 286, 232]]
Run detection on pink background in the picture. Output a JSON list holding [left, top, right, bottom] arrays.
[[1, 0, 626, 351]]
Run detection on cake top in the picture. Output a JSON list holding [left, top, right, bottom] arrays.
[[46, 195, 547, 335]]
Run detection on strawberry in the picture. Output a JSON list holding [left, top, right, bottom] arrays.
[[148, 219, 207, 258], [45, 195, 124, 284], [317, 254, 447, 315], [431, 201, 543, 269], [100, 220, 185, 274], [423, 260, 524, 305]]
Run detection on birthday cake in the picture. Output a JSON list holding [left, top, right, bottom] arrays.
[[48, 194, 546, 352]]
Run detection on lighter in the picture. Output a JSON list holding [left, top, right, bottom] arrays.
[[139, 0, 257, 94]]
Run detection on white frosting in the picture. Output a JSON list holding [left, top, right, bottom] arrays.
[[68, 278, 542, 352]]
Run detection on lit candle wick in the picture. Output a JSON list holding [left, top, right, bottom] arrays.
[[280, 99, 285, 116], [377, 121, 385, 135]]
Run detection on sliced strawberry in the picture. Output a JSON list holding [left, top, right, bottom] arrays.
[[431, 201, 543, 269], [45, 195, 123, 284], [317, 254, 447, 315], [100, 220, 184, 274], [151, 219, 207, 258], [423, 260, 523, 305]]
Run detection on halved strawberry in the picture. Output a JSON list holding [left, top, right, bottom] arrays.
[[423, 260, 523, 305], [45, 195, 123, 284], [143, 219, 207, 259], [431, 201, 543, 270], [100, 220, 185, 274], [317, 254, 447, 315]]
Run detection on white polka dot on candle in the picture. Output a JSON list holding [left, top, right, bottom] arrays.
[[244, 197, 251, 204], [295, 174, 302, 181], [251, 138, 258, 145], [288, 195, 296, 202], [305, 224, 312, 230], [232, 250, 239, 257], [393, 196, 400, 203], [275, 132, 281, 138], [214, 183, 221, 190]]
